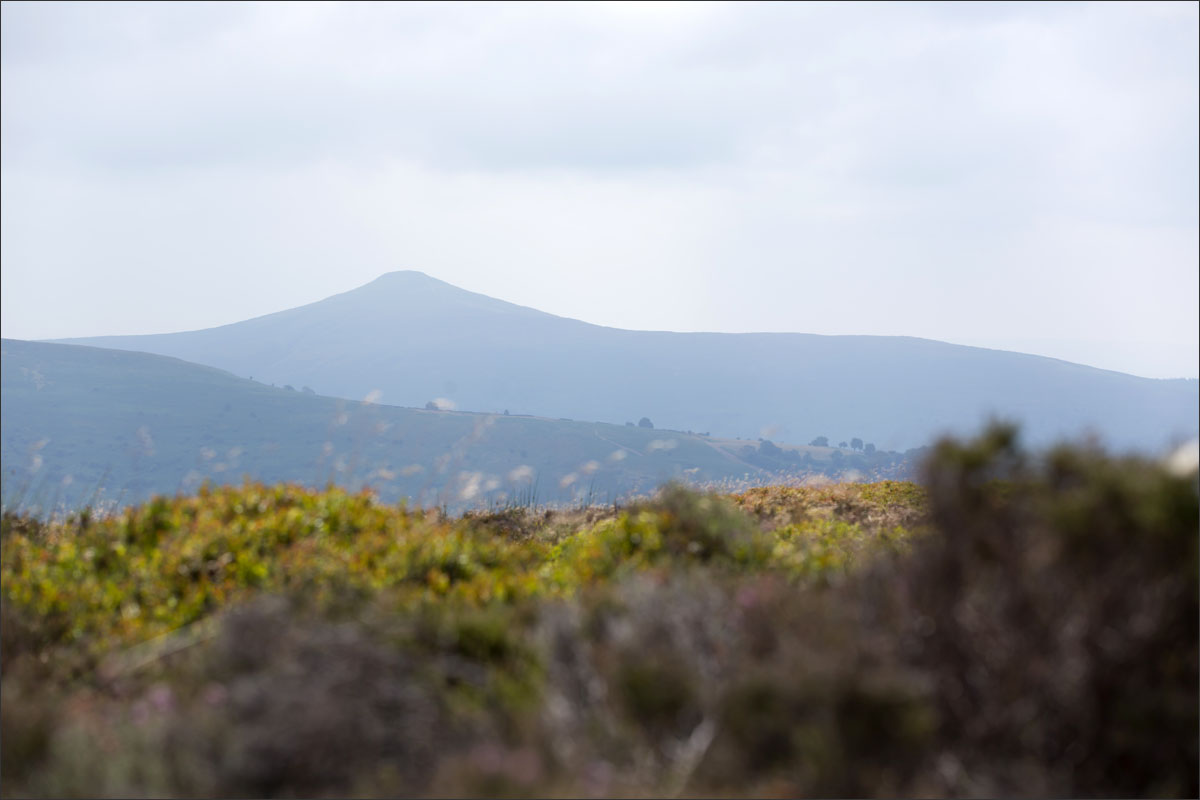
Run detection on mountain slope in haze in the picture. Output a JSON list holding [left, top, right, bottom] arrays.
[[4, 339, 881, 512], [57, 271, 1199, 451]]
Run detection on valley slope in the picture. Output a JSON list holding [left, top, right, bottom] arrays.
[[4, 339, 886, 511]]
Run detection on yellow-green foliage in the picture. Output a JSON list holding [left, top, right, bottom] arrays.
[[730, 481, 925, 580], [770, 518, 912, 580], [2, 481, 922, 674], [1, 479, 926, 797], [2, 485, 541, 665]]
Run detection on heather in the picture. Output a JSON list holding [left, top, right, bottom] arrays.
[[2, 426, 1195, 798]]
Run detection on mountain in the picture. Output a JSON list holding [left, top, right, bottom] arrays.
[[4, 339, 894, 512], [55, 271, 1199, 451]]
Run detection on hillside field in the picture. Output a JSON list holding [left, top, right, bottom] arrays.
[[2, 339, 918, 515]]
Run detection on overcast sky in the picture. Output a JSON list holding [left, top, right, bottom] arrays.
[[2, 1, 1197, 378]]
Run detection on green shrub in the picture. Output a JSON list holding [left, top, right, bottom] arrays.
[[902, 423, 1199, 797]]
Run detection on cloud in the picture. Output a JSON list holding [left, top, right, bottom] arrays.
[[1, 2, 1196, 378], [10, 2, 1191, 181], [2, 2, 751, 172]]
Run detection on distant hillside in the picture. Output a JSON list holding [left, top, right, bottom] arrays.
[[2, 339, 907, 512], [56, 271, 1198, 451]]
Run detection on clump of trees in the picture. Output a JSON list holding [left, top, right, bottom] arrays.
[[809, 436, 876, 454], [758, 439, 783, 458]]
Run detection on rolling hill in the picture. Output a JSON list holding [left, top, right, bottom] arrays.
[[3, 339, 894, 512], [56, 271, 1198, 452]]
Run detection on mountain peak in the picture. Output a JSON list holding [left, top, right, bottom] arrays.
[[362, 270, 450, 288], [338, 270, 469, 305], [336, 270, 554, 321], [373, 269, 437, 281]]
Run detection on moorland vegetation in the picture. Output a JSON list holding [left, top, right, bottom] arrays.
[[1, 425, 1196, 797]]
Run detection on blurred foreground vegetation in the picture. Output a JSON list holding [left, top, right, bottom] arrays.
[[2, 426, 1196, 798]]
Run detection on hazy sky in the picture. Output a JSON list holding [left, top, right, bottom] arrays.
[[2, 1, 1197, 378]]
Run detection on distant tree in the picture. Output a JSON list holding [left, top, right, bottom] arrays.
[[625, 421, 635, 427], [759, 439, 783, 457], [425, 401, 438, 410], [851, 437, 863, 451], [301, 386, 316, 395], [638, 417, 654, 429], [865, 443, 876, 454], [831, 450, 844, 464], [283, 385, 296, 392], [810, 436, 830, 447], [504, 409, 510, 416], [839, 441, 849, 449]]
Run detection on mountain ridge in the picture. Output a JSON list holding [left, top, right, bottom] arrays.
[[50, 271, 1199, 451], [58, 270, 1160, 371]]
